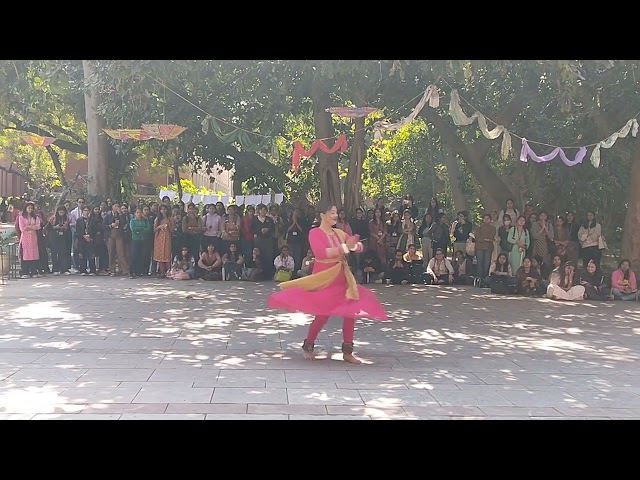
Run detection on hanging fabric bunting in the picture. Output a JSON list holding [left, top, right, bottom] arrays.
[[103, 129, 152, 141], [201, 115, 272, 152], [326, 106, 378, 118], [291, 134, 348, 172], [373, 85, 440, 140], [520, 138, 587, 167], [21, 135, 56, 147], [449, 89, 512, 160], [589, 118, 638, 168], [142, 124, 187, 141]]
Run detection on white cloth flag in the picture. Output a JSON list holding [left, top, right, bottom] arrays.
[[274, 193, 284, 204], [181, 193, 192, 203], [203, 195, 216, 205], [192, 194, 203, 204], [373, 84, 440, 140], [261, 194, 271, 205], [590, 118, 639, 168], [159, 189, 174, 201], [449, 89, 512, 160], [220, 196, 228, 205], [235, 195, 245, 205]]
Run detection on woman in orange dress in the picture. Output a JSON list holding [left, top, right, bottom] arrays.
[[153, 204, 174, 278]]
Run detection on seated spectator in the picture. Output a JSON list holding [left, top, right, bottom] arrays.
[[197, 243, 223, 281], [452, 249, 475, 285], [403, 244, 425, 284], [578, 259, 612, 301], [547, 261, 585, 301], [274, 245, 295, 282], [426, 248, 454, 285], [487, 253, 517, 294], [222, 242, 244, 280], [516, 257, 543, 296], [297, 249, 315, 278], [358, 249, 384, 284], [610, 259, 638, 301], [243, 247, 266, 281], [168, 246, 195, 280], [386, 249, 410, 284]]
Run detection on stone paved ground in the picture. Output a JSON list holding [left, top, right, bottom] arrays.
[[0, 275, 639, 420]]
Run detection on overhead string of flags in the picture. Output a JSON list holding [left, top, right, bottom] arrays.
[[123, 75, 640, 172]]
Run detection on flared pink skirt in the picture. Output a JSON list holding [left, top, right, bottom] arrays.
[[267, 283, 389, 320]]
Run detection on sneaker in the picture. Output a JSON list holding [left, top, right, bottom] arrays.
[[53, 272, 60, 276], [33, 274, 41, 278], [64, 271, 71, 276], [20, 275, 29, 279], [89, 272, 96, 276], [81, 272, 87, 276]]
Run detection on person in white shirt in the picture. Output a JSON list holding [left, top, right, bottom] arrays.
[[426, 248, 454, 285], [201, 203, 222, 253], [68, 197, 85, 272], [273, 245, 295, 281]]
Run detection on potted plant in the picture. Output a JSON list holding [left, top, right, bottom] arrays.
[[0, 229, 17, 278]]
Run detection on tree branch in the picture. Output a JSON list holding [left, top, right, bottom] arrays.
[[44, 145, 68, 186], [41, 121, 86, 145], [1, 119, 88, 155]]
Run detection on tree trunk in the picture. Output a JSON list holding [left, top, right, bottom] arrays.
[[82, 60, 110, 197], [622, 140, 640, 271], [441, 149, 468, 213], [311, 81, 342, 208], [173, 159, 183, 201], [344, 115, 365, 217]]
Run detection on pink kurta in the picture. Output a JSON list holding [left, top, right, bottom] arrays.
[[18, 215, 41, 261], [267, 227, 388, 320]]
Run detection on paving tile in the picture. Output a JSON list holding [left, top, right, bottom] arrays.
[[59, 385, 142, 404], [166, 403, 247, 414], [148, 368, 214, 382], [284, 370, 352, 384], [82, 403, 168, 414], [120, 414, 205, 420], [326, 405, 408, 418], [0, 413, 35, 420], [553, 406, 639, 418], [205, 414, 288, 420], [265, 382, 337, 389], [133, 386, 214, 404], [479, 406, 563, 417], [567, 391, 640, 409], [287, 389, 364, 406], [9, 368, 87, 382], [211, 388, 288, 404], [247, 404, 327, 415], [402, 406, 485, 417], [32, 414, 122, 420], [79, 368, 154, 382], [336, 383, 409, 390], [498, 390, 585, 408], [290, 415, 371, 420], [429, 390, 514, 407], [358, 390, 438, 408]]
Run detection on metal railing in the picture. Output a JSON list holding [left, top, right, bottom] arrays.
[[0, 241, 19, 284]]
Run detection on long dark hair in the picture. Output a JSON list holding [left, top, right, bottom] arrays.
[[156, 204, 169, 224], [226, 242, 239, 261], [54, 205, 68, 225], [495, 253, 509, 272], [583, 211, 597, 229], [21, 201, 36, 218], [372, 207, 384, 225], [619, 259, 632, 281]]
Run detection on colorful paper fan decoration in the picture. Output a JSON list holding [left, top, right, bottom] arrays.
[[103, 129, 152, 140], [21, 135, 56, 147], [141, 124, 187, 141], [325, 107, 378, 118]]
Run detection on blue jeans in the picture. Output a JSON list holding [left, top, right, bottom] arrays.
[[476, 248, 491, 278], [611, 288, 637, 301]]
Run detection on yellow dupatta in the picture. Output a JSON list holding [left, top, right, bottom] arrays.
[[277, 228, 359, 300]]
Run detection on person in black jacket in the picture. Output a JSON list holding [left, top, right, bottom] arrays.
[[76, 205, 96, 275], [357, 249, 384, 284], [251, 204, 275, 278]]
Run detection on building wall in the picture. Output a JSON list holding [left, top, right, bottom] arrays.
[[0, 157, 28, 198]]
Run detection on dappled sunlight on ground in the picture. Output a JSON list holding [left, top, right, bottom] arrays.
[[1, 277, 640, 418]]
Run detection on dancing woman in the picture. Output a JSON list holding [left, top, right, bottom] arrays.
[[267, 200, 388, 364]]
